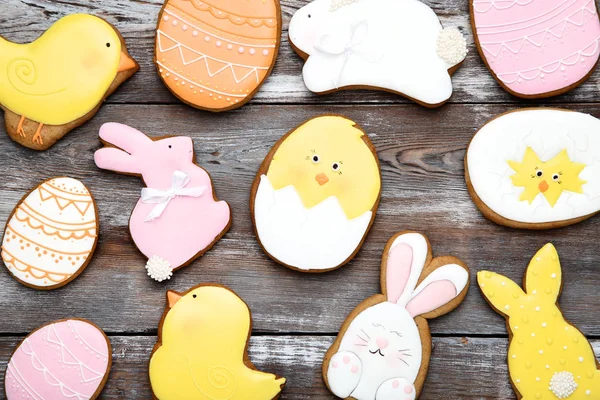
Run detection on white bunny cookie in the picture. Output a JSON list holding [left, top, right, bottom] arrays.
[[323, 232, 470, 400]]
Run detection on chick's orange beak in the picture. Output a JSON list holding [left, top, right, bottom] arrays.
[[167, 290, 183, 308], [118, 51, 137, 72], [315, 173, 329, 186], [539, 180, 549, 193]]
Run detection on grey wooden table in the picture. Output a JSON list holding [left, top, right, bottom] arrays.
[[2, 0, 600, 398]]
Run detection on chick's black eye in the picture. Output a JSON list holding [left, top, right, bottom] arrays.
[[193, 294, 197, 298], [106, 42, 111, 48], [536, 170, 543, 177], [552, 174, 559, 181], [332, 163, 339, 171], [312, 155, 320, 163]]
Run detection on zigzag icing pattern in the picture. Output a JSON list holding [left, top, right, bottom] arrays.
[[182, 0, 278, 28]]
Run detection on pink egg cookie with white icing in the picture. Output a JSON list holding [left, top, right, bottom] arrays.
[[4, 319, 112, 400], [94, 123, 231, 282], [323, 231, 470, 399], [471, 0, 600, 98], [289, 0, 468, 107]]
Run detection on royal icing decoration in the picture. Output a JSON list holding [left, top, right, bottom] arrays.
[[289, 0, 468, 106], [324, 232, 469, 400], [471, 0, 600, 97], [478, 243, 600, 399], [466, 109, 600, 227], [0, 14, 138, 149], [252, 116, 381, 272], [1, 178, 98, 289], [155, 0, 280, 111], [5, 319, 111, 400], [94, 123, 231, 282], [149, 285, 286, 400]]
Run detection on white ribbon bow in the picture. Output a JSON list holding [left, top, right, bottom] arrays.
[[314, 20, 383, 88], [141, 170, 206, 222]]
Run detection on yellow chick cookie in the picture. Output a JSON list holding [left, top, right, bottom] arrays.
[[0, 14, 138, 150], [251, 115, 382, 272], [478, 244, 600, 400], [149, 285, 286, 400]]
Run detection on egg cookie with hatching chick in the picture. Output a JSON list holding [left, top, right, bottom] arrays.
[[149, 284, 286, 400], [0, 14, 139, 150], [250, 115, 381, 272]]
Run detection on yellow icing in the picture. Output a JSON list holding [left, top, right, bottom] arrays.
[[508, 147, 586, 207], [266, 116, 381, 220], [478, 244, 600, 399], [0, 14, 130, 126], [149, 286, 285, 400]]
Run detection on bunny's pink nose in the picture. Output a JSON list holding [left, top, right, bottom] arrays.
[[376, 336, 389, 349]]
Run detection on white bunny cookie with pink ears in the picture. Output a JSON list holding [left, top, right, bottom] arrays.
[[94, 123, 231, 282], [323, 232, 469, 400]]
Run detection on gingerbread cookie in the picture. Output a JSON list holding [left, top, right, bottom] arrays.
[[149, 284, 286, 399], [1, 177, 99, 290], [4, 318, 112, 400], [471, 0, 600, 98], [155, 0, 281, 111], [478, 243, 600, 399], [288, 0, 468, 107], [465, 108, 600, 230], [94, 123, 231, 282], [323, 231, 470, 399], [0, 14, 139, 150], [250, 115, 381, 272]]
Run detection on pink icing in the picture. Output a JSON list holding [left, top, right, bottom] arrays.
[[94, 123, 231, 270], [406, 280, 457, 317], [472, 0, 600, 95], [5, 320, 110, 400], [386, 243, 413, 304]]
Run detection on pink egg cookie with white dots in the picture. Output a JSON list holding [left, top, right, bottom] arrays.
[[4, 319, 112, 400]]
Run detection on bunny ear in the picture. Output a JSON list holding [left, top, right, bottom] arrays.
[[406, 263, 469, 318], [383, 232, 429, 306], [94, 147, 141, 174], [524, 243, 562, 304], [478, 270, 526, 317], [99, 123, 151, 154]]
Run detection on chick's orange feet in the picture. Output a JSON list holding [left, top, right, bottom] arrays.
[[32, 123, 44, 145], [17, 116, 26, 137]]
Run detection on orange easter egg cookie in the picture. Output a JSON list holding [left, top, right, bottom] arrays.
[[155, 0, 281, 111]]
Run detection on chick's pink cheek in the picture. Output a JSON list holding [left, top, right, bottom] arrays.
[[82, 49, 101, 69]]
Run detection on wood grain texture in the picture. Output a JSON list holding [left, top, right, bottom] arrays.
[[2, 0, 600, 398]]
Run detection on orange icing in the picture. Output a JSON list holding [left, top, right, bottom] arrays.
[[155, 0, 279, 110]]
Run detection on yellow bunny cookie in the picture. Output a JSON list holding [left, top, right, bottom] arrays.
[[478, 244, 600, 399]]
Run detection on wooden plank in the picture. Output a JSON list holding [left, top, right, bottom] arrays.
[[3, 0, 600, 105], [2, 335, 596, 399], [1, 103, 600, 336]]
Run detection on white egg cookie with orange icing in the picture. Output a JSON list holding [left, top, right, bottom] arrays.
[[149, 284, 286, 400], [250, 115, 381, 272], [1, 177, 98, 289], [465, 109, 600, 229], [155, 0, 281, 111], [478, 244, 600, 400], [323, 231, 470, 399]]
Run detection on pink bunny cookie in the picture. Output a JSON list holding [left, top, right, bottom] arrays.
[[323, 231, 470, 400], [94, 123, 231, 282]]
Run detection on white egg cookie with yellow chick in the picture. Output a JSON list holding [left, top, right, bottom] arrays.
[[149, 284, 286, 400], [250, 115, 382, 272]]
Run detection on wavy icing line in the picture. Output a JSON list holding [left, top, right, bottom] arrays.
[[473, 0, 535, 13], [15, 209, 96, 240], [496, 37, 600, 83], [22, 201, 96, 227], [38, 187, 92, 217], [181, 0, 278, 28], [2, 249, 70, 283], [69, 321, 109, 359], [157, 30, 266, 84], [476, 0, 574, 29], [6, 362, 45, 400]]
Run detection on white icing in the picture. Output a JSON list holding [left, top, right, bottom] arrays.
[[389, 233, 429, 307], [146, 255, 172, 282], [549, 371, 577, 398], [334, 302, 423, 400], [289, 0, 467, 105], [1, 177, 97, 287], [253, 175, 372, 271], [411, 264, 468, 299], [467, 109, 600, 224]]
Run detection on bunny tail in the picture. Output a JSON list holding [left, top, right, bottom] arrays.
[[146, 255, 173, 282], [436, 27, 468, 66]]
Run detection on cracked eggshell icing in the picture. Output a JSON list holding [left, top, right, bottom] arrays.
[[466, 109, 600, 227], [471, 0, 600, 97], [1, 177, 98, 289], [155, 0, 280, 111], [4, 319, 111, 400]]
